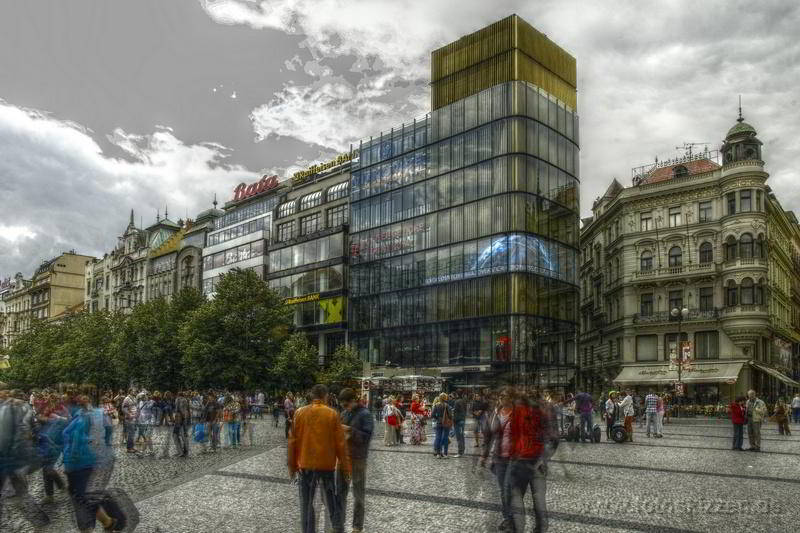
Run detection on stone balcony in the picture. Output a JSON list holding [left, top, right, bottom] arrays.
[[633, 308, 719, 325], [633, 262, 717, 282]]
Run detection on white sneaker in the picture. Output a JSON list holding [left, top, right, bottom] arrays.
[[451, 454, 461, 458]]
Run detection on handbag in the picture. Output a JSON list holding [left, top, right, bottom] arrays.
[[387, 414, 398, 427], [193, 423, 205, 442]]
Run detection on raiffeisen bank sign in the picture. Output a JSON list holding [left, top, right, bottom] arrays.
[[231, 175, 280, 202]]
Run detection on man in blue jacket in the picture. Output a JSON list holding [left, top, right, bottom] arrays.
[[335, 388, 374, 533]]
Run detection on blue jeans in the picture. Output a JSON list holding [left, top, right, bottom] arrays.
[[104, 425, 113, 446], [733, 423, 744, 449], [492, 458, 513, 522], [434, 424, 450, 455], [792, 407, 800, 423], [580, 412, 593, 438], [227, 422, 240, 446], [298, 470, 342, 533], [646, 412, 658, 436], [454, 420, 466, 454], [123, 420, 135, 451], [507, 458, 548, 533]]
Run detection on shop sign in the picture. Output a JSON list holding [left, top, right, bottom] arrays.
[[285, 293, 320, 305], [232, 175, 280, 202], [463, 367, 481, 373], [292, 151, 357, 185], [371, 372, 384, 377]]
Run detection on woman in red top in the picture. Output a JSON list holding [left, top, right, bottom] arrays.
[[409, 393, 425, 445], [730, 395, 746, 450]]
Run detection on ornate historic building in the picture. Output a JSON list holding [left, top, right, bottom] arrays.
[[579, 112, 800, 401], [85, 254, 113, 312]]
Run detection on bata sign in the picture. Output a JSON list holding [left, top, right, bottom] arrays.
[[232, 175, 280, 202]]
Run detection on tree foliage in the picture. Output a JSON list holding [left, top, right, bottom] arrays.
[[318, 344, 363, 386], [178, 269, 291, 390], [273, 332, 320, 392]]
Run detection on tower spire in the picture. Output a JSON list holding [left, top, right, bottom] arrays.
[[129, 209, 134, 226], [737, 95, 743, 123], [165, 204, 168, 219], [213, 193, 218, 209]]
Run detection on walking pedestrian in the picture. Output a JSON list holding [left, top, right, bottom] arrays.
[[619, 390, 634, 442], [730, 395, 745, 450], [382, 396, 400, 447], [792, 393, 800, 424], [479, 386, 515, 531], [574, 390, 593, 441], [774, 398, 791, 436], [644, 389, 660, 438], [284, 393, 296, 440], [745, 389, 767, 452], [335, 388, 373, 533], [656, 393, 665, 438], [604, 392, 617, 441], [431, 393, 453, 458], [452, 392, 467, 457], [120, 389, 138, 454], [409, 393, 426, 445], [288, 384, 351, 533], [173, 391, 191, 457], [471, 393, 489, 448]]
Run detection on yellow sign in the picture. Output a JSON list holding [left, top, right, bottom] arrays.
[[0, 355, 9, 369], [285, 293, 320, 305], [319, 296, 345, 323], [292, 152, 356, 185]]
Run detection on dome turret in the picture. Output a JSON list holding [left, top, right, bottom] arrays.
[[721, 99, 762, 164]]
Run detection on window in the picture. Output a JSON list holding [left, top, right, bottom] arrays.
[[755, 279, 765, 305], [755, 235, 764, 258], [756, 190, 762, 211], [640, 293, 653, 316], [741, 277, 754, 305], [740, 190, 751, 212], [300, 212, 320, 235], [668, 246, 682, 267], [326, 181, 349, 202], [726, 280, 738, 307], [636, 335, 658, 361], [673, 165, 688, 178], [278, 201, 296, 219], [665, 332, 688, 361], [740, 233, 753, 259], [640, 250, 653, 271], [300, 191, 322, 211], [277, 221, 295, 242], [727, 193, 736, 215], [695, 331, 719, 360], [700, 287, 714, 311], [698, 201, 712, 222], [668, 290, 683, 312], [725, 236, 737, 261], [699, 242, 713, 264], [327, 204, 348, 228], [669, 206, 681, 227], [640, 212, 652, 231]]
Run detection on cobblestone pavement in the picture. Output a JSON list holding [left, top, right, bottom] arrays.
[[3, 417, 799, 532]]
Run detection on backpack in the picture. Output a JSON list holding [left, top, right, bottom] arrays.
[[440, 405, 453, 429]]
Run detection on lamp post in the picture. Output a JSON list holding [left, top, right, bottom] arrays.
[[671, 306, 689, 416]]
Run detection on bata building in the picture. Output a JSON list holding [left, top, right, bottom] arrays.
[[580, 111, 800, 402], [349, 15, 580, 389]]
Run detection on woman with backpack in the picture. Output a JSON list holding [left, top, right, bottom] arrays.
[[431, 393, 453, 458]]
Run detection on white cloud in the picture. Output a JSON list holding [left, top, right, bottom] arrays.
[[0, 99, 259, 276], [200, 0, 800, 217]]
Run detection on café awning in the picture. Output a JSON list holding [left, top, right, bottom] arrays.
[[613, 361, 746, 385], [750, 361, 800, 388]]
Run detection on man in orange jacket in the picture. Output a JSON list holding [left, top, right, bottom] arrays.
[[288, 384, 351, 533]]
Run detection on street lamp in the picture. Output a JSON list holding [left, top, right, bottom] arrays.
[[671, 306, 689, 416]]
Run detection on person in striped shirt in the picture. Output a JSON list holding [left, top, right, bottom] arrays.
[[645, 390, 662, 438]]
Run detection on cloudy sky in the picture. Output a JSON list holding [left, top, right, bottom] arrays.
[[1, 0, 799, 277]]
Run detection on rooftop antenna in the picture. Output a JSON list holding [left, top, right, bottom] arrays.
[[738, 95, 743, 123], [213, 193, 218, 209]]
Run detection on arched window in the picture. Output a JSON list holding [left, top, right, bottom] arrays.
[[668, 246, 682, 267], [699, 242, 713, 264], [741, 277, 754, 305], [673, 165, 689, 178], [725, 236, 738, 261], [726, 280, 738, 307], [740, 233, 754, 259], [640, 250, 653, 271]]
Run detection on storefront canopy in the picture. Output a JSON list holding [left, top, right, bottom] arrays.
[[750, 361, 800, 388], [613, 361, 746, 385]]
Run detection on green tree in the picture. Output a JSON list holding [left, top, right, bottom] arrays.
[[273, 332, 320, 392], [53, 310, 124, 390], [318, 344, 363, 386], [179, 269, 290, 390], [2, 319, 65, 389]]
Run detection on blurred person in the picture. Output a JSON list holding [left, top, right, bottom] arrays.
[[223, 395, 241, 447], [656, 393, 665, 437], [774, 398, 791, 436], [452, 392, 467, 457], [604, 392, 617, 441], [619, 390, 635, 442], [120, 389, 138, 454], [173, 391, 191, 457], [746, 389, 767, 452], [382, 396, 400, 447], [272, 396, 282, 427], [573, 390, 593, 441], [644, 389, 660, 438], [335, 388, 373, 533], [792, 392, 800, 424], [36, 393, 68, 503], [409, 393, 426, 445], [138, 392, 156, 456], [479, 386, 515, 531], [288, 384, 351, 533], [284, 392, 296, 440], [730, 395, 746, 450], [203, 393, 221, 453], [431, 393, 453, 458]]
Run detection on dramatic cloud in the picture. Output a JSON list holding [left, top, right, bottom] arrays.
[[0, 99, 258, 276], [201, 0, 800, 216]]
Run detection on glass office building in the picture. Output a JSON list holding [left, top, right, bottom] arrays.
[[348, 16, 580, 388]]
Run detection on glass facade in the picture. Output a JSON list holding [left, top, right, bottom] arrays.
[[349, 80, 579, 385]]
